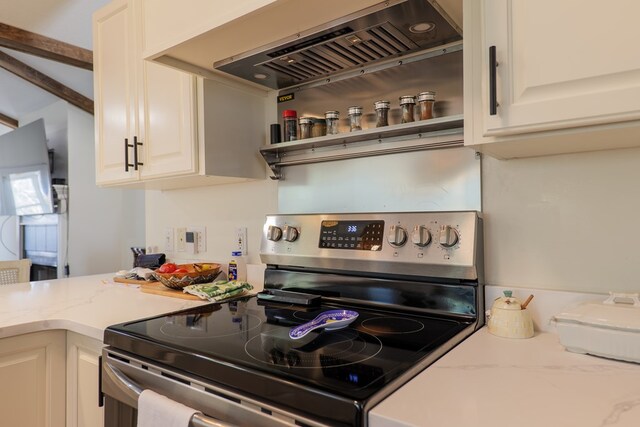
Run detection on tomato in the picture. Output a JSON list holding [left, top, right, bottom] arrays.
[[158, 263, 177, 273], [173, 268, 188, 273]]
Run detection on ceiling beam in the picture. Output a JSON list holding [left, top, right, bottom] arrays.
[[0, 112, 18, 129], [0, 23, 92, 70], [0, 50, 93, 115]]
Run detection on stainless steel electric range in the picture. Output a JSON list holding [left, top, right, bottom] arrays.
[[101, 211, 484, 427]]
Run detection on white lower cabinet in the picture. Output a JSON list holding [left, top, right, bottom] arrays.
[[0, 331, 66, 427], [66, 332, 104, 427]]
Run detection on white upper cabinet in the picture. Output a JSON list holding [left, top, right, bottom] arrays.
[[94, 0, 197, 186], [93, 0, 265, 189], [93, 0, 138, 185], [464, 0, 640, 158]]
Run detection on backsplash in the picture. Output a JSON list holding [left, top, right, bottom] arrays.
[[145, 137, 640, 295]]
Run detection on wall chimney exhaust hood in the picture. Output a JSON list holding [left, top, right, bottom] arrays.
[[212, 0, 461, 90]]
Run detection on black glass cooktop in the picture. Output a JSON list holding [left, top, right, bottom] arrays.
[[105, 296, 472, 426]]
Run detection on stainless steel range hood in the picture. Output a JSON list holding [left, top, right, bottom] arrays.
[[213, 0, 461, 90]]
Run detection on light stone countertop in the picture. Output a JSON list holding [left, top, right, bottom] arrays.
[[370, 328, 640, 427], [0, 274, 207, 341]]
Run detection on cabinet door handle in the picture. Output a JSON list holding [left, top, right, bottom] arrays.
[[489, 45, 498, 116], [124, 138, 134, 172], [133, 136, 144, 170]]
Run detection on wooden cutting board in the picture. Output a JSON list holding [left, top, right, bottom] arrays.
[[139, 282, 202, 300], [113, 277, 202, 300]]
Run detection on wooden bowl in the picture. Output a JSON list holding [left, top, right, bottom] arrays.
[[152, 263, 221, 290]]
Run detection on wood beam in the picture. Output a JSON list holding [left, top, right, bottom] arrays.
[[0, 50, 93, 115], [0, 112, 18, 129], [0, 23, 92, 70]]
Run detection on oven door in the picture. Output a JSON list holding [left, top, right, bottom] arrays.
[[101, 348, 318, 427]]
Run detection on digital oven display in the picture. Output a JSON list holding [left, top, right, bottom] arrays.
[[319, 220, 384, 251]]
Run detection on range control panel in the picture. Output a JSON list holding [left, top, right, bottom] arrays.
[[260, 211, 482, 280], [319, 220, 384, 250]]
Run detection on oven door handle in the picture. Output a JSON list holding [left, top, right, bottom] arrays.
[[103, 360, 237, 427]]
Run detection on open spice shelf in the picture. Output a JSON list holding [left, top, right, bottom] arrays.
[[260, 114, 464, 179]]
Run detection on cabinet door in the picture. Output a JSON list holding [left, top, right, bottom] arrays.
[[66, 332, 104, 427], [0, 331, 66, 427], [94, 0, 140, 185], [137, 61, 198, 180], [482, 0, 640, 136]]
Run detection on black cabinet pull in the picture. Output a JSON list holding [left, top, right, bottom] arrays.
[[124, 138, 134, 172], [489, 45, 498, 116], [133, 136, 144, 170]]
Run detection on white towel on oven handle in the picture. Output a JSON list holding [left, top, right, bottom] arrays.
[[137, 389, 201, 427]]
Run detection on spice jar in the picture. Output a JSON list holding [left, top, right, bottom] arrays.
[[325, 111, 340, 135], [311, 118, 326, 138], [417, 91, 436, 120], [348, 106, 363, 132], [283, 110, 298, 141], [299, 117, 313, 139], [374, 101, 390, 127], [399, 95, 416, 123]]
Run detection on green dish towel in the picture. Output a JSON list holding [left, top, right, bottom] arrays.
[[183, 280, 253, 302]]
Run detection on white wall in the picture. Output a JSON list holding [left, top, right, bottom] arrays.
[[67, 105, 146, 275], [145, 180, 277, 266], [482, 146, 640, 294]]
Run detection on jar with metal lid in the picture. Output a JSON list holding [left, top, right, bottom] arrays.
[[325, 111, 340, 135], [374, 101, 390, 127], [399, 95, 416, 123], [299, 117, 313, 139], [283, 110, 298, 141], [310, 118, 326, 138], [417, 91, 436, 120], [348, 106, 363, 132]]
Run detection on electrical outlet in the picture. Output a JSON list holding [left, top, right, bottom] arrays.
[[188, 226, 206, 253], [176, 227, 187, 252], [236, 227, 247, 255], [164, 227, 174, 252]]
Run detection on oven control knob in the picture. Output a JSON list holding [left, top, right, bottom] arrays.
[[439, 225, 459, 248], [411, 225, 432, 247], [387, 225, 407, 247], [267, 225, 283, 241], [282, 225, 299, 242]]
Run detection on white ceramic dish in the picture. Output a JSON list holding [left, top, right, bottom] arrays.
[[553, 292, 640, 363]]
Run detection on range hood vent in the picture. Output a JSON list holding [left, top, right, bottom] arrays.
[[214, 0, 461, 90]]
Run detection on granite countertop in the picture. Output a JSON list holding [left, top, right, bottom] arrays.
[[370, 328, 640, 427], [0, 274, 207, 341]]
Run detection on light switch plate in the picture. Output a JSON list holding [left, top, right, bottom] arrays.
[[236, 227, 247, 254], [176, 227, 187, 252], [188, 226, 206, 253], [164, 227, 174, 252]]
